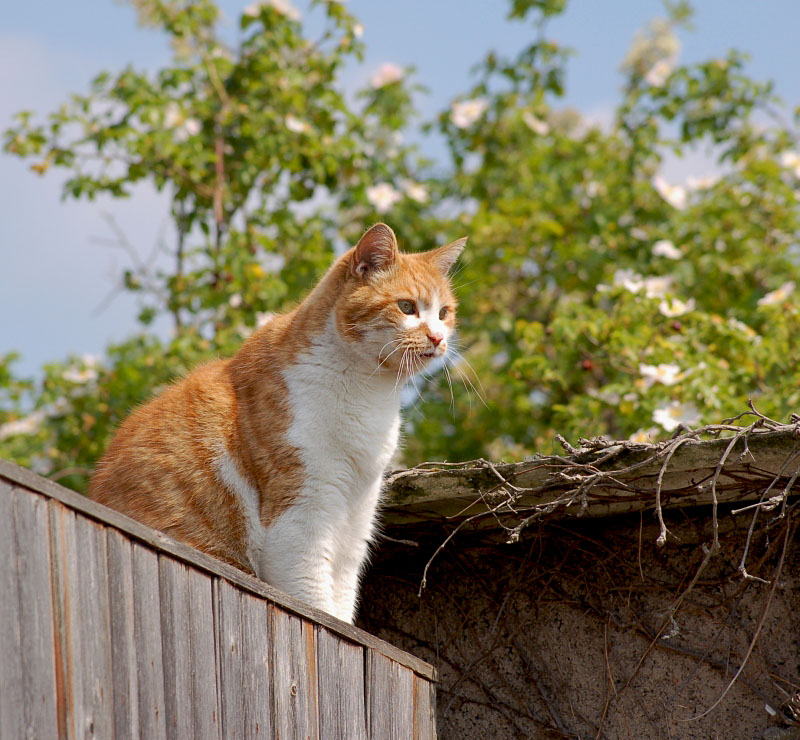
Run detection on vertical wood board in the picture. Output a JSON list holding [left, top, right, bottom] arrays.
[[316, 627, 367, 740], [106, 530, 139, 740], [132, 544, 167, 739], [240, 592, 272, 738], [215, 578, 244, 740], [186, 567, 220, 739], [272, 608, 319, 740], [366, 652, 414, 740], [0, 482, 25, 740], [412, 675, 437, 740], [49, 503, 115, 740], [159, 557, 193, 740]]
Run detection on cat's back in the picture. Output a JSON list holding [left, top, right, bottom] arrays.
[[88, 359, 243, 549]]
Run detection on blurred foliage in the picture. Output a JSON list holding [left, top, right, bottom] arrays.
[[2, 0, 800, 492]]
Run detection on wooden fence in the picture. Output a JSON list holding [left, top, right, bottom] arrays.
[[0, 459, 436, 740]]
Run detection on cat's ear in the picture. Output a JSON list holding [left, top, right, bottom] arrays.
[[427, 237, 467, 275], [351, 223, 399, 278]]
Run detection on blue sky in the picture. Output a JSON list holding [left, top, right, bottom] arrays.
[[2, 0, 799, 376]]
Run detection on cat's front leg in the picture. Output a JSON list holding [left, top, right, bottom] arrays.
[[257, 504, 339, 617], [332, 538, 370, 623]]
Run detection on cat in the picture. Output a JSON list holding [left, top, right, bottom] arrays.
[[89, 223, 466, 623]]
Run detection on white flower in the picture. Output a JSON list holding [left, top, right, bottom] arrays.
[[728, 318, 759, 341], [243, 0, 301, 19], [399, 179, 429, 203], [779, 150, 800, 178], [630, 227, 649, 241], [63, 354, 101, 384], [261, 252, 286, 273], [652, 239, 682, 260], [613, 268, 644, 294], [366, 183, 402, 213], [629, 427, 659, 444], [63, 367, 99, 384], [370, 63, 404, 89], [163, 104, 201, 141], [643, 275, 673, 299], [522, 111, 549, 136], [653, 175, 687, 210], [640, 363, 683, 387], [30, 455, 53, 476], [164, 102, 182, 128], [255, 311, 275, 328], [686, 174, 720, 190], [451, 98, 489, 129], [653, 401, 701, 432], [0, 410, 47, 440], [183, 118, 201, 137], [658, 297, 695, 317], [353, 23, 364, 39], [267, 0, 301, 20], [585, 181, 605, 198], [644, 59, 673, 87], [284, 114, 311, 134], [229, 293, 243, 308], [758, 280, 795, 306], [491, 351, 509, 369], [528, 390, 549, 407]]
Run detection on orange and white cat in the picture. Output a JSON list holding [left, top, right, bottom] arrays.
[[89, 223, 465, 623]]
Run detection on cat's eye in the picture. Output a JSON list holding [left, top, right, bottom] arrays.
[[439, 307, 448, 320], [398, 300, 416, 315]]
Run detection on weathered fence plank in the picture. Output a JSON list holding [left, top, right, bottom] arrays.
[[105, 529, 139, 739], [159, 558, 221, 740], [317, 627, 367, 740], [158, 557, 192, 740], [215, 581, 273, 738], [131, 544, 168, 739], [49, 501, 115, 740], [413, 675, 436, 740], [11, 485, 58, 740], [240, 593, 272, 737], [106, 532, 168, 740], [272, 608, 319, 740], [215, 578, 244, 739], [366, 652, 415, 740], [186, 568, 221, 738], [0, 482, 26, 740]]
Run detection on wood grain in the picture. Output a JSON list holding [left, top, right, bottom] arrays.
[[366, 652, 414, 740], [0, 458, 435, 681], [0, 481, 25, 740], [49, 501, 115, 740], [272, 608, 319, 740], [1, 465, 440, 740], [317, 627, 367, 740]]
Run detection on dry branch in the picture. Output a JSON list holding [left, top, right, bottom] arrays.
[[383, 420, 800, 532]]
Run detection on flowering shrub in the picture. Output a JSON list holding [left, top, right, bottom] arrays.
[[2, 0, 800, 489]]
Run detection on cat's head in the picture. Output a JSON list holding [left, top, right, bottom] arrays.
[[335, 223, 466, 378]]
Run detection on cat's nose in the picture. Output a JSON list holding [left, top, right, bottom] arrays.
[[427, 333, 443, 347]]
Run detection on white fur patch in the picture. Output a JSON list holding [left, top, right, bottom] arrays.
[[219, 315, 402, 622], [403, 298, 448, 342], [215, 451, 266, 573]]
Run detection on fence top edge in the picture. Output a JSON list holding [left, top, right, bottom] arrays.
[[0, 456, 436, 682]]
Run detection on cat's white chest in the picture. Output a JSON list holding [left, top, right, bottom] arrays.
[[244, 327, 401, 621], [285, 358, 401, 489]]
